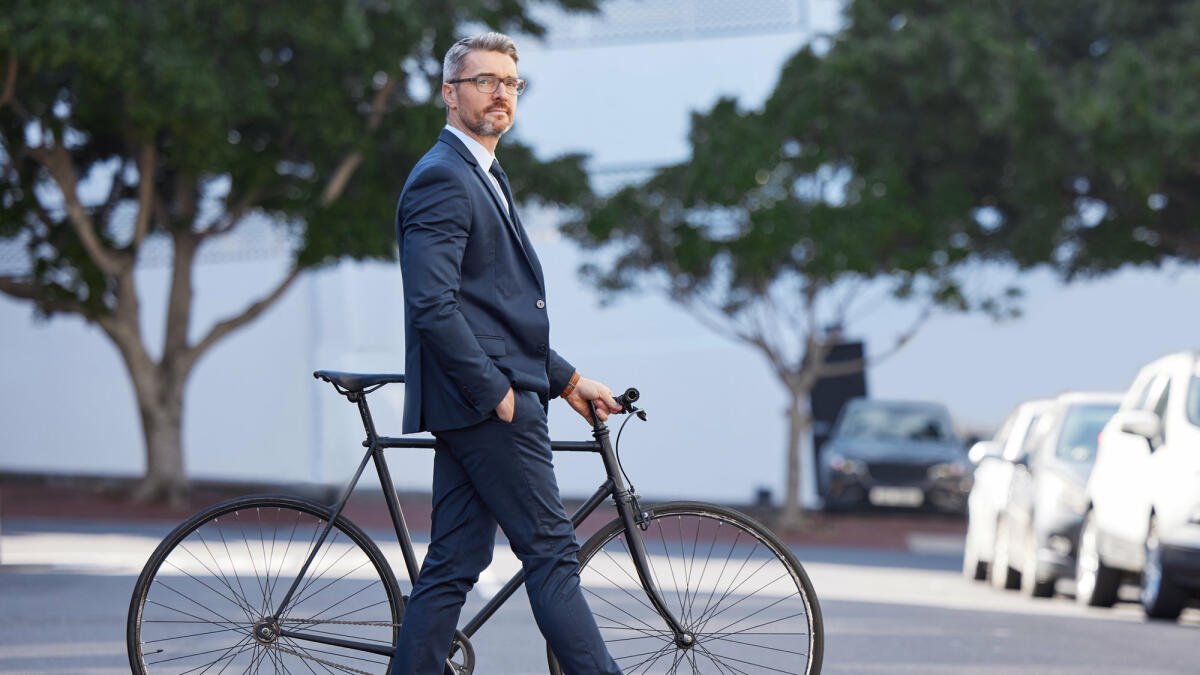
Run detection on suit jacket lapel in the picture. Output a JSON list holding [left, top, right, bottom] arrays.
[[437, 130, 544, 291]]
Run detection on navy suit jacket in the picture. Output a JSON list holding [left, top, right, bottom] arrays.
[[396, 129, 575, 434]]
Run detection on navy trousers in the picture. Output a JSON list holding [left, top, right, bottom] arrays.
[[390, 390, 622, 674]]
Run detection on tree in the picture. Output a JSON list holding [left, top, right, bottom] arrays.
[[0, 1, 596, 503], [564, 93, 989, 524], [789, 0, 1200, 275]]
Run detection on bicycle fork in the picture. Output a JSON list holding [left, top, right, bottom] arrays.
[[591, 408, 695, 650]]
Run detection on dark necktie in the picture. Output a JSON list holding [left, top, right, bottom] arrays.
[[489, 160, 517, 219], [488, 159, 535, 264]]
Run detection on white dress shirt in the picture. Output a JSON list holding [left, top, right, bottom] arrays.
[[444, 124, 509, 215]]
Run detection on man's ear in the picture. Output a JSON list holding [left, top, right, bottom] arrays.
[[442, 82, 457, 110]]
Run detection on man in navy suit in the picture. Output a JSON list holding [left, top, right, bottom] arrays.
[[392, 32, 623, 674]]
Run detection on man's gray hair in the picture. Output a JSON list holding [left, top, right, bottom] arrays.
[[442, 32, 519, 82]]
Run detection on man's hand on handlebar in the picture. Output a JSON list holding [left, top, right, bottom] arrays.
[[565, 376, 622, 424]]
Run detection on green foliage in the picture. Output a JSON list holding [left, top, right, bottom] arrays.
[[567, 0, 1200, 319], [0, 0, 598, 311], [818, 0, 1200, 274]]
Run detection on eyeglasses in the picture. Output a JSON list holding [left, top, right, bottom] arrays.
[[447, 75, 527, 96]]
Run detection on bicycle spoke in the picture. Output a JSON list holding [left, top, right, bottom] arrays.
[[161, 557, 259, 622], [691, 525, 745, 634], [185, 533, 261, 622], [148, 633, 255, 668], [620, 641, 678, 675], [232, 512, 271, 620], [144, 623, 255, 645], [265, 510, 304, 616], [695, 564, 793, 638], [286, 558, 378, 622], [700, 631, 810, 657], [692, 548, 776, 634], [704, 602, 808, 646], [693, 642, 751, 675], [656, 523, 687, 624], [214, 519, 259, 623]]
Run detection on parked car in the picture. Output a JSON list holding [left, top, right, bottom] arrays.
[[991, 392, 1122, 596], [962, 398, 1052, 581], [1077, 351, 1200, 620], [819, 398, 970, 513]]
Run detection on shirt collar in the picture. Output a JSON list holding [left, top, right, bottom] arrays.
[[444, 124, 496, 171]]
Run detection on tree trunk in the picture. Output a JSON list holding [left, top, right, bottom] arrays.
[[130, 372, 190, 507], [105, 313, 193, 507], [779, 392, 811, 530]]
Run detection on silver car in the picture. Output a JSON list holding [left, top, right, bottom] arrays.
[[992, 392, 1122, 596]]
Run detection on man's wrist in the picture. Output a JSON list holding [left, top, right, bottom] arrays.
[[560, 371, 581, 398]]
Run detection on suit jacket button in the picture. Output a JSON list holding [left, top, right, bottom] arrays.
[[536, 299, 545, 309], [537, 343, 548, 354]]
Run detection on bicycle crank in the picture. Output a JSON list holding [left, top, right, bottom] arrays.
[[447, 630, 475, 674]]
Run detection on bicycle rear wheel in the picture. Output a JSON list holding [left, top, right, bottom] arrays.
[[128, 495, 403, 674], [549, 501, 823, 674]]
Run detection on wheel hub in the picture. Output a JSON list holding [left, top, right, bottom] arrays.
[[675, 631, 696, 649], [252, 619, 280, 645]]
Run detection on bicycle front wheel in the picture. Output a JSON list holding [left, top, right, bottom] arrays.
[[551, 501, 823, 674], [128, 495, 403, 674]]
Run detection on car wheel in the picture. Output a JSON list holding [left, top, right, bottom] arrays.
[[963, 524, 988, 581], [1075, 510, 1119, 607], [1020, 528, 1055, 598], [991, 517, 1020, 591], [1140, 517, 1186, 621]]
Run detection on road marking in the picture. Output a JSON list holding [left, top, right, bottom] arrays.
[[906, 533, 965, 555]]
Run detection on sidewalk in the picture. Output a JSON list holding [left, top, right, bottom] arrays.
[[0, 474, 966, 554]]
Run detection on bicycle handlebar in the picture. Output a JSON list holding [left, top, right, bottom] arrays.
[[613, 387, 639, 413]]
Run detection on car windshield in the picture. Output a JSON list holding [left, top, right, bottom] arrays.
[[1055, 403, 1119, 463], [1188, 376, 1200, 427], [836, 404, 955, 442]]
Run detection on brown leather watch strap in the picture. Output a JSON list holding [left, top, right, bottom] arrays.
[[560, 371, 581, 398]]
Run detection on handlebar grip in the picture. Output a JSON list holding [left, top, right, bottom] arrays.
[[614, 388, 640, 413]]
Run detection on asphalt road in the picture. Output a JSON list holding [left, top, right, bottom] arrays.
[[1, 520, 1197, 674]]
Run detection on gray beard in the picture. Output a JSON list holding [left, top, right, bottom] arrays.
[[466, 113, 510, 137]]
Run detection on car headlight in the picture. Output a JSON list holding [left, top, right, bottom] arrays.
[[1039, 476, 1088, 514], [829, 453, 864, 475], [928, 462, 967, 480]]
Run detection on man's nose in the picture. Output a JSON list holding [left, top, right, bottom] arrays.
[[491, 85, 509, 101]]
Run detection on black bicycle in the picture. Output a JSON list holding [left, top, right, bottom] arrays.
[[127, 370, 824, 674]]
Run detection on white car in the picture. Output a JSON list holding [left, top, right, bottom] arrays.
[[1076, 351, 1200, 620], [963, 399, 1052, 582]]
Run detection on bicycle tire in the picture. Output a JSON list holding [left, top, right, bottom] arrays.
[[547, 501, 823, 674], [127, 495, 403, 674]]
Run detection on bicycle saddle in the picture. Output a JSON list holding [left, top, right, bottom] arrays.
[[313, 370, 406, 392]]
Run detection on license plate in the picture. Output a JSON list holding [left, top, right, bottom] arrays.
[[869, 486, 925, 507]]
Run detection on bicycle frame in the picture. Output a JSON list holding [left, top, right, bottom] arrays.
[[270, 389, 693, 657]]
